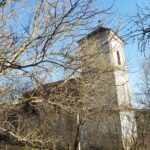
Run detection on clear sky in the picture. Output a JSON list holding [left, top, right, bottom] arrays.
[[94, 0, 150, 94]]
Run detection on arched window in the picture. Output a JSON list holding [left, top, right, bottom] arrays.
[[117, 51, 121, 65]]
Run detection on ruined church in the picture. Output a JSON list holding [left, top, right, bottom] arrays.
[[0, 23, 149, 150]]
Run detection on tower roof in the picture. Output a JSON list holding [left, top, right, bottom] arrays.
[[78, 26, 124, 43]]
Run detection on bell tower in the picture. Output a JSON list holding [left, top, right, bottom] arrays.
[[79, 24, 133, 109], [78, 23, 137, 149]]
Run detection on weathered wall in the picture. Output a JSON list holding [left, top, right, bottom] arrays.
[[134, 109, 150, 150], [79, 30, 119, 109], [81, 110, 124, 150]]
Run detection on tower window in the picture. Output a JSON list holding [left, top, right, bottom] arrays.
[[117, 51, 121, 65]]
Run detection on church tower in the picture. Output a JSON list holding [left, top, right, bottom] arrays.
[[79, 23, 132, 109], [78, 23, 137, 149]]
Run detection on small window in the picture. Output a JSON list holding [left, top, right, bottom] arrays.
[[117, 51, 121, 65]]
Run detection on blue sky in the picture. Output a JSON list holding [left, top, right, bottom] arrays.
[[94, 0, 150, 93]]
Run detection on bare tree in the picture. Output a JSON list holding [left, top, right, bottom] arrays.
[[0, 0, 113, 101], [0, 0, 112, 76], [136, 54, 150, 108], [125, 2, 150, 53], [0, 0, 117, 150]]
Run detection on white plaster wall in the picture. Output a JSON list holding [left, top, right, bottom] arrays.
[[108, 32, 131, 108], [108, 32, 137, 149], [110, 33, 125, 67], [114, 71, 131, 107], [120, 110, 137, 150]]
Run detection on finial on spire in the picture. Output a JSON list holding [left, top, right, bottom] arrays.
[[98, 20, 104, 27]]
